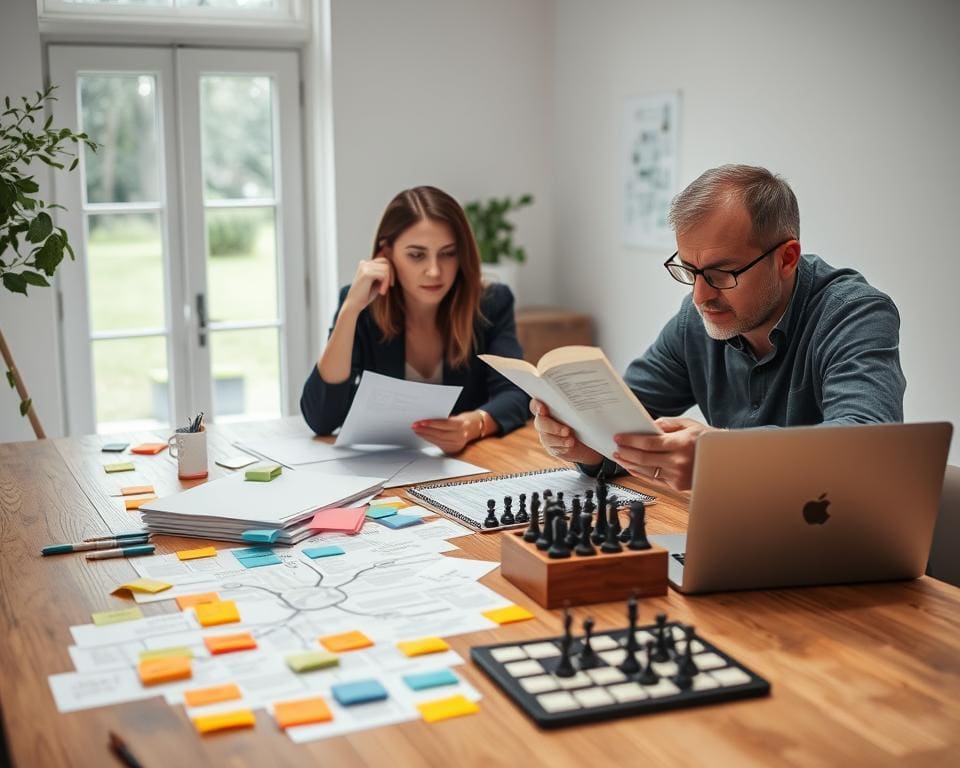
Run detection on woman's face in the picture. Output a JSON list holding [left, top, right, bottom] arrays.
[[389, 218, 459, 308]]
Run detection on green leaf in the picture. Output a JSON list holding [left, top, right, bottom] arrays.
[[33, 233, 64, 276], [6, 370, 15, 388], [19, 398, 32, 417], [27, 211, 53, 243], [16, 178, 39, 194], [20, 270, 49, 287], [2, 272, 28, 295], [0, 182, 15, 211]]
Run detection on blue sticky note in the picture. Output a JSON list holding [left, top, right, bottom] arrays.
[[402, 669, 459, 691], [378, 514, 423, 530], [241, 529, 280, 543], [232, 547, 274, 560], [237, 554, 282, 568], [365, 507, 397, 520], [331, 679, 389, 706], [303, 545, 345, 559]]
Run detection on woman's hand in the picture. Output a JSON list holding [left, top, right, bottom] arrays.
[[412, 412, 483, 454], [342, 247, 394, 316]]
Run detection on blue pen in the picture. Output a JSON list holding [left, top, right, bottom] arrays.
[[42, 536, 151, 556], [85, 544, 156, 560]]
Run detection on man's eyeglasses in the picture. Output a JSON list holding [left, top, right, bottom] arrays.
[[663, 239, 793, 290]]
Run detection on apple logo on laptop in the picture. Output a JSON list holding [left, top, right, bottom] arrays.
[[803, 493, 831, 525]]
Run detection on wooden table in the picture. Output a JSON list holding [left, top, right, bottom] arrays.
[[1, 420, 958, 767]]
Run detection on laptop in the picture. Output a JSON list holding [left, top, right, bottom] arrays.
[[649, 422, 953, 594]]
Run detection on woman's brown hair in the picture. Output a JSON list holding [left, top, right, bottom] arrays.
[[369, 186, 483, 368]]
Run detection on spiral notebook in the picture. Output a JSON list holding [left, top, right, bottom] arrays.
[[408, 467, 656, 533]]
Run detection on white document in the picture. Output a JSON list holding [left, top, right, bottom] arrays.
[[49, 668, 161, 713], [235, 431, 366, 466], [335, 371, 462, 448]]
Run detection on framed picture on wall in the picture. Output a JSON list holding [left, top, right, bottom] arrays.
[[623, 91, 681, 250]]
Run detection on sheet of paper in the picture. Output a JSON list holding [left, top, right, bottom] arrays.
[[413, 558, 500, 584], [335, 371, 462, 448], [49, 667, 160, 713], [235, 431, 366, 466]]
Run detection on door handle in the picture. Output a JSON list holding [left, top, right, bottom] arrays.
[[196, 293, 207, 347]]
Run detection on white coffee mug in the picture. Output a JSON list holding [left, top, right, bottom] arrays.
[[168, 425, 208, 480]]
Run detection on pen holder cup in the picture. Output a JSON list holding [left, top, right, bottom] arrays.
[[168, 425, 208, 480]]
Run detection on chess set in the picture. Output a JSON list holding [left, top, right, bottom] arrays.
[[472, 598, 771, 728]]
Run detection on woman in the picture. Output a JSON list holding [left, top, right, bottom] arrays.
[[301, 186, 530, 452]]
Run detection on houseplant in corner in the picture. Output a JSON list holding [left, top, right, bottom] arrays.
[[464, 194, 533, 303], [1, 85, 96, 437]]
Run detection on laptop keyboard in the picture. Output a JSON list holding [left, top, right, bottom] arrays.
[[672, 553, 686, 565]]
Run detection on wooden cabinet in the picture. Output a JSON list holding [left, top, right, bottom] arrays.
[[515, 307, 594, 364]]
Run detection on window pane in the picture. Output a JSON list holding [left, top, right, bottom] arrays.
[[178, 0, 276, 7], [210, 328, 280, 420], [87, 213, 166, 332], [206, 207, 277, 323], [65, 1, 170, 6], [80, 74, 160, 203], [201, 75, 274, 200], [93, 336, 170, 431]]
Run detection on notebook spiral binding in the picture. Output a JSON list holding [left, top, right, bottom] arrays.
[[408, 467, 656, 532]]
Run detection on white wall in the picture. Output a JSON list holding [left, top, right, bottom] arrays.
[[0, 0, 64, 442], [327, 0, 555, 318], [552, 0, 960, 462]]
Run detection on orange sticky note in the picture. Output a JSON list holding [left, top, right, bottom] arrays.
[[121, 485, 155, 496], [177, 546, 217, 561], [184, 683, 242, 708], [318, 630, 373, 653], [195, 600, 240, 627], [203, 632, 257, 655], [192, 709, 256, 735], [176, 592, 220, 611], [131, 443, 167, 455], [396, 636, 450, 657], [482, 605, 535, 625], [274, 696, 334, 729], [138, 656, 192, 686], [124, 495, 157, 510], [417, 694, 480, 723]]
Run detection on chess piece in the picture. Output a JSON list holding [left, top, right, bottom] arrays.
[[556, 491, 565, 514], [638, 639, 660, 685], [483, 499, 498, 529], [565, 495, 582, 548], [575, 512, 597, 556], [500, 495, 515, 526], [554, 608, 576, 677], [652, 613, 671, 662], [618, 595, 641, 675], [674, 625, 699, 689], [592, 477, 608, 544], [600, 503, 623, 553], [535, 498, 554, 550], [515, 493, 529, 524], [626, 501, 652, 550], [584, 488, 595, 515], [547, 516, 571, 559], [579, 617, 599, 669], [522, 493, 541, 542], [607, 495, 621, 538]]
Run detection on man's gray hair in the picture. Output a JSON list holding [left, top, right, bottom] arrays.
[[668, 164, 800, 246]]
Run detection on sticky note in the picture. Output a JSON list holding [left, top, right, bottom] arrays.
[[102, 442, 129, 452], [331, 679, 388, 706], [417, 694, 479, 723], [139, 646, 194, 661], [104, 461, 135, 473], [237, 554, 282, 568], [377, 514, 423, 530], [184, 683, 242, 708], [138, 656, 192, 686], [396, 637, 450, 657], [319, 630, 373, 653], [308, 506, 366, 533], [92, 607, 144, 625], [111, 578, 172, 597], [121, 485, 154, 496], [192, 709, 255, 734], [240, 529, 280, 544], [482, 604, 535, 625], [365, 506, 397, 520], [131, 443, 167, 455], [245, 464, 282, 482], [303, 545, 345, 559], [403, 669, 459, 691], [195, 600, 240, 627], [176, 592, 219, 611], [123, 495, 157, 510], [285, 650, 340, 673], [369, 496, 406, 507], [177, 546, 218, 561], [203, 632, 257, 655], [274, 696, 334, 728]]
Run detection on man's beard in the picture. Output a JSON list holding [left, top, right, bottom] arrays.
[[696, 274, 783, 341]]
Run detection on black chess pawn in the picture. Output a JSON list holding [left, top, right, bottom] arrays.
[[522, 493, 540, 542], [554, 609, 576, 678], [618, 595, 641, 675], [483, 499, 498, 529], [626, 501, 652, 550], [652, 613, 671, 662], [600, 503, 623, 553], [678, 625, 699, 679], [607, 495, 621, 539], [565, 496, 582, 548], [499, 495, 515, 526], [536, 500, 558, 550], [547, 516, 571, 559], [515, 493, 529, 524], [575, 512, 597, 556], [579, 617, 599, 669], [638, 639, 660, 685], [584, 488, 595, 514], [556, 491, 565, 514], [591, 497, 608, 545]]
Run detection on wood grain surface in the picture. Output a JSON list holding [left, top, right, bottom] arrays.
[[1, 420, 958, 767]]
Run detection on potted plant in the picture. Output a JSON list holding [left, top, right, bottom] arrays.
[[464, 194, 533, 302], [1, 85, 96, 437]]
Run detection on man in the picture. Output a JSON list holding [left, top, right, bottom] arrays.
[[532, 164, 906, 490]]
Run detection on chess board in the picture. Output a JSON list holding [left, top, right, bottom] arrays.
[[471, 620, 771, 728]]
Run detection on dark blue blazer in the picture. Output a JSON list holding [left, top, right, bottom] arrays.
[[301, 283, 531, 437]]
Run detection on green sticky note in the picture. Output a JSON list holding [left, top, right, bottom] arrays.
[[139, 646, 194, 661], [285, 650, 340, 673], [104, 461, 136, 473], [245, 464, 282, 482], [92, 607, 144, 626], [366, 506, 397, 520]]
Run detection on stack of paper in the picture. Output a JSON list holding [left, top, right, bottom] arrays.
[[139, 470, 384, 545]]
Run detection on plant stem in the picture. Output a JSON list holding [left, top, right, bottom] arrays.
[[0, 327, 45, 438]]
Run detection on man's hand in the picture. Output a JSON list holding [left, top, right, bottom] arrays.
[[412, 413, 480, 454], [530, 399, 603, 466], [613, 417, 718, 491]]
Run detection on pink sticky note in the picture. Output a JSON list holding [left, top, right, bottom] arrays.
[[309, 506, 366, 534]]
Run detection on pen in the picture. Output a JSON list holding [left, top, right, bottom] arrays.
[[108, 731, 143, 768], [42, 536, 151, 556], [83, 530, 149, 542], [86, 544, 156, 560]]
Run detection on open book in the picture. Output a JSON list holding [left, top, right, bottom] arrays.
[[479, 346, 660, 459]]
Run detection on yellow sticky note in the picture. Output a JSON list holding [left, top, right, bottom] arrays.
[[417, 694, 480, 723], [369, 501, 407, 509], [139, 646, 194, 661], [111, 578, 172, 597], [274, 696, 333, 729], [177, 546, 218, 561], [192, 709, 256, 735], [92, 607, 143, 625], [104, 461, 135, 473], [203, 632, 257, 655], [176, 592, 219, 611], [195, 600, 240, 627], [124, 495, 157, 510], [396, 636, 450, 657], [184, 683, 242, 708], [121, 484, 155, 496], [482, 605, 535, 625], [318, 630, 373, 653], [138, 656, 192, 686]]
